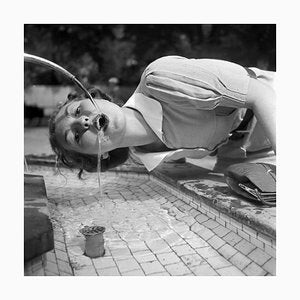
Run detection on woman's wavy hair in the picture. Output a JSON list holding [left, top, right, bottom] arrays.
[[48, 87, 129, 178]]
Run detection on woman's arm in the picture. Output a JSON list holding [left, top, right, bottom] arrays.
[[245, 77, 276, 153]]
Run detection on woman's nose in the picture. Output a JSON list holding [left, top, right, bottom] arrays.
[[77, 115, 90, 129]]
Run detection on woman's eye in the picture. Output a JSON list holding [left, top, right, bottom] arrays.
[[75, 106, 81, 116], [74, 132, 80, 143]]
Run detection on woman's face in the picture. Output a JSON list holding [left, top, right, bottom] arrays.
[[54, 98, 126, 155]]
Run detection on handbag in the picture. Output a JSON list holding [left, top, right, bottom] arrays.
[[224, 163, 276, 206]]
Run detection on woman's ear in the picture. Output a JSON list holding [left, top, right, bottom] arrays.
[[67, 90, 78, 101], [89, 88, 103, 99]]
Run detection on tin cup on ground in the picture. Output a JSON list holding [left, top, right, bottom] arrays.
[[79, 225, 106, 258]]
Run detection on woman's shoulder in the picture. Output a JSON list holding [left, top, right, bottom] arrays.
[[145, 55, 186, 71]]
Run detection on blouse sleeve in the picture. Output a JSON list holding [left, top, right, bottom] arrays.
[[140, 56, 250, 110]]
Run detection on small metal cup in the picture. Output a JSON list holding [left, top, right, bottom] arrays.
[[79, 226, 105, 258]]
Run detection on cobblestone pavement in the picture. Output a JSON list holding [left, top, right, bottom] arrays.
[[24, 165, 275, 276]]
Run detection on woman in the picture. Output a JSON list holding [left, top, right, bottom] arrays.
[[49, 56, 276, 177]]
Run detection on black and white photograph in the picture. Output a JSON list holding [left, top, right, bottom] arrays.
[[24, 24, 276, 277], [2, 1, 300, 299]]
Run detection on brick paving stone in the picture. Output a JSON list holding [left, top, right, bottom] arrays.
[[123, 269, 145, 276], [133, 250, 157, 263], [234, 239, 256, 256], [156, 227, 174, 238], [264, 244, 276, 258], [216, 218, 226, 227], [172, 223, 190, 236], [54, 231, 65, 243], [116, 258, 140, 273], [195, 246, 219, 259], [248, 248, 271, 266], [93, 257, 116, 269], [190, 263, 219, 276], [242, 224, 258, 238], [70, 254, 93, 267], [172, 244, 196, 256], [218, 244, 238, 260], [146, 239, 172, 254], [165, 262, 192, 276], [44, 261, 59, 275], [181, 253, 205, 268], [110, 247, 132, 259], [54, 240, 66, 251], [180, 230, 199, 239], [189, 208, 200, 218], [202, 219, 219, 229], [156, 252, 181, 265], [163, 232, 185, 246], [59, 271, 73, 276], [225, 222, 238, 233], [230, 218, 243, 230], [207, 235, 226, 250], [237, 229, 251, 241], [140, 261, 166, 275], [195, 226, 215, 241], [32, 268, 45, 276], [262, 258, 276, 275], [55, 249, 69, 262], [150, 272, 170, 276], [43, 251, 56, 263], [127, 241, 149, 253], [180, 203, 193, 212], [229, 252, 252, 270], [98, 267, 120, 276], [190, 222, 203, 233], [216, 265, 245, 276], [139, 231, 161, 241], [206, 256, 232, 270], [243, 262, 267, 276], [250, 236, 264, 249], [44, 270, 58, 276], [57, 260, 73, 275], [180, 216, 196, 226], [212, 225, 231, 238], [185, 237, 209, 249], [223, 232, 242, 246], [195, 214, 209, 224], [31, 259, 43, 274], [74, 266, 97, 276], [119, 231, 140, 242]]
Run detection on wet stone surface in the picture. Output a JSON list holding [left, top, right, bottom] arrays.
[[24, 165, 275, 276]]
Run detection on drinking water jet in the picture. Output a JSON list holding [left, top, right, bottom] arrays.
[[25, 53, 107, 255], [24, 53, 106, 198]]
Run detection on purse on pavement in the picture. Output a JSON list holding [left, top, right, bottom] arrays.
[[224, 163, 276, 207]]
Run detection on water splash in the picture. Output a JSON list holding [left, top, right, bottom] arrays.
[[97, 130, 109, 205]]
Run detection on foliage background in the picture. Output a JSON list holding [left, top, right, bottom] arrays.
[[24, 24, 276, 102]]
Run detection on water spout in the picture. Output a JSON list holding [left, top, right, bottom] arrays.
[[24, 53, 100, 112]]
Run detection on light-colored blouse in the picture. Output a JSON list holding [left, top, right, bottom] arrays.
[[123, 56, 274, 171]]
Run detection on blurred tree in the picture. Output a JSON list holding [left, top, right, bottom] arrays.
[[24, 24, 276, 88]]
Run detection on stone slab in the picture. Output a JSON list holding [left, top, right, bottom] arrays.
[[152, 162, 276, 239], [24, 174, 54, 261]]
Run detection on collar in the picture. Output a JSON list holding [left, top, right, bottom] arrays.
[[124, 92, 164, 141]]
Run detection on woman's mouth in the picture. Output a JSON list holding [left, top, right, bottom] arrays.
[[93, 114, 109, 131]]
